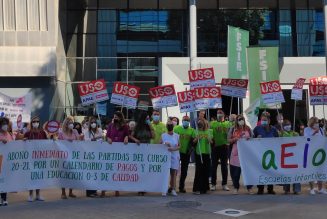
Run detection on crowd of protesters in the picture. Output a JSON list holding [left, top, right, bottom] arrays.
[[0, 109, 327, 206]]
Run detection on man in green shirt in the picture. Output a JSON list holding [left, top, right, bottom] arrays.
[[174, 115, 194, 193], [209, 109, 231, 191], [150, 109, 166, 144]]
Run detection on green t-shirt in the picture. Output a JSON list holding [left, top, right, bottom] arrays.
[[174, 126, 195, 154], [281, 131, 299, 137], [210, 120, 231, 146], [192, 129, 212, 155], [150, 122, 166, 144]]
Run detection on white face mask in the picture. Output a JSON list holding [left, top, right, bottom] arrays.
[[238, 120, 245, 126], [91, 123, 97, 129], [32, 122, 39, 129], [283, 125, 292, 131], [1, 125, 8, 132], [68, 124, 74, 130], [313, 123, 320, 129], [172, 121, 177, 126]]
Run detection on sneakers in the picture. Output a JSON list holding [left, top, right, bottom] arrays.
[[193, 191, 201, 195], [310, 189, 316, 195], [35, 196, 45, 201], [233, 189, 238, 195], [318, 189, 327, 194], [222, 185, 230, 191], [171, 190, 178, 196], [161, 193, 167, 197], [1, 199, 8, 206], [27, 195, 34, 202], [210, 185, 216, 191]]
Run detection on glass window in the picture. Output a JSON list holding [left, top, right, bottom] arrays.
[[279, 0, 291, 9], [159, 0, 187, 9], [219, 0, 247, 9], [129, 0, 157, 9], [98, 0, 127, 9], [309, 0, 323, 9], [249, 0, 277, 9]]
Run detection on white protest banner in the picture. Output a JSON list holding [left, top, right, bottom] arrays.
[[0, 141, 170, 193], [309, 76, 327, 105], [78, 79, 109, 106], [291, 78, 306, 101], [260, 80, 285, 105], [238, 136, 327, 185], [188, 67, 216, 90], [0, 92, 32, 129], [221, 78, 248, 98], [149, 85, 178, 109], [110, 82, 140, 109], [194, 87, 222, 109], [177, 90, 195, 113]]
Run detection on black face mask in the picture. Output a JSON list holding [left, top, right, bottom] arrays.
[[167, 124, 174, 131], [197, 123, 203, 129], [113, 119, 119, 123]]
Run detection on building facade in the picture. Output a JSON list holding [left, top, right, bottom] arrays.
[[0, 0, 326, 125]]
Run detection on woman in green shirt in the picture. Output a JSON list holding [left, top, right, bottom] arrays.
[[192, 118, 213, 195]]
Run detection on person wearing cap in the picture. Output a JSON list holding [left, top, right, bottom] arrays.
[[174, 115, 194, 193], [209, 109, 231, 192], [23, 116, 48, 202]]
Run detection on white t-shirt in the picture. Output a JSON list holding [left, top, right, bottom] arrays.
[[84, 128, 103, 141], [161, 132, 180, 170]]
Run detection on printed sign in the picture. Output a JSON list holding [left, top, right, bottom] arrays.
[[238, 137, 327, 185], [0, 141, 170, 193], [0, 92, 32, 129], [309, 84, 327, 105], [78, 79, 109, 106], [110, 82, 140, 109], [194, 87, 222, 109], [310, 76, 327, 85], [149, 85, 178, 109], [177, 90, 195, 113], [221, 78, 248, 98], [291, 78, 306, 101], [45, 120, 60, 133], [188, 67, 216, 89], [260, 80, 285, 105]]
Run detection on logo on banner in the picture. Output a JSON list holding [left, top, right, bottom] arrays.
[[309, 84, 327, 105], [149, 85, 178, 109], [111, 82, 140, 109], [177, 90, 195, 113], [78, 79, 109, 106], [291, 78, 306, 101], [46, 120, 60, 133], [221, 78, 248, 98], [188, 68, 216, 89], [194, 87, 222, 109], [260, 80, 285, 105], [149, 85, 175, 98]]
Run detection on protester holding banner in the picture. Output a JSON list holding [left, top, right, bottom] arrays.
[[210, 109, 231, 191], [192, 118, 213, 195], [0, 117, 13, 206], [84, 117, 103, 197], [58, 116, 80, 199], [161, 120, 180, 196], [150, 110, 166, 144], [174, 115, 194, 193], [23, 116, 48, 202], [304, 117, 327, 195], [106, 111, 129, 197], [227, 114, 253, 195], [279, 119, 301, 194], [253, 113, 278, 195]]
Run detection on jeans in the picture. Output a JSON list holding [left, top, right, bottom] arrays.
[[1, 193, 7, 201], [211, 145, 229, 186]]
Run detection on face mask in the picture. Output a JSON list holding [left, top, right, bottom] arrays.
[[1, 125, 8, 132], [313, 123, 320, 129], [152, 115, 160, 122], [146, 119, 151, 125], [238, 120, 245, 126], [261, 120, 268, 126], [113, 118, 119, 123], [68, 124, 74, 130], [197, 123, 203, 129], [167, 124, 174, 131], [172, 121, 177, 126], [217, 114, 224, 119], [32, 122, 39, 129], [182, 121, 189, 128], [283, 125, 292, 131], [91, 123, 97, 129]]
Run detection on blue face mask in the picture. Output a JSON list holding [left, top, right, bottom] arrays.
[[261, 120, 268, 126], [152, 115, 160, 122], [182, 121, 190, 128]]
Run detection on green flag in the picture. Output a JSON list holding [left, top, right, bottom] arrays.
[[247, 47, 279, 105], [228, 26, 249, 79]]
